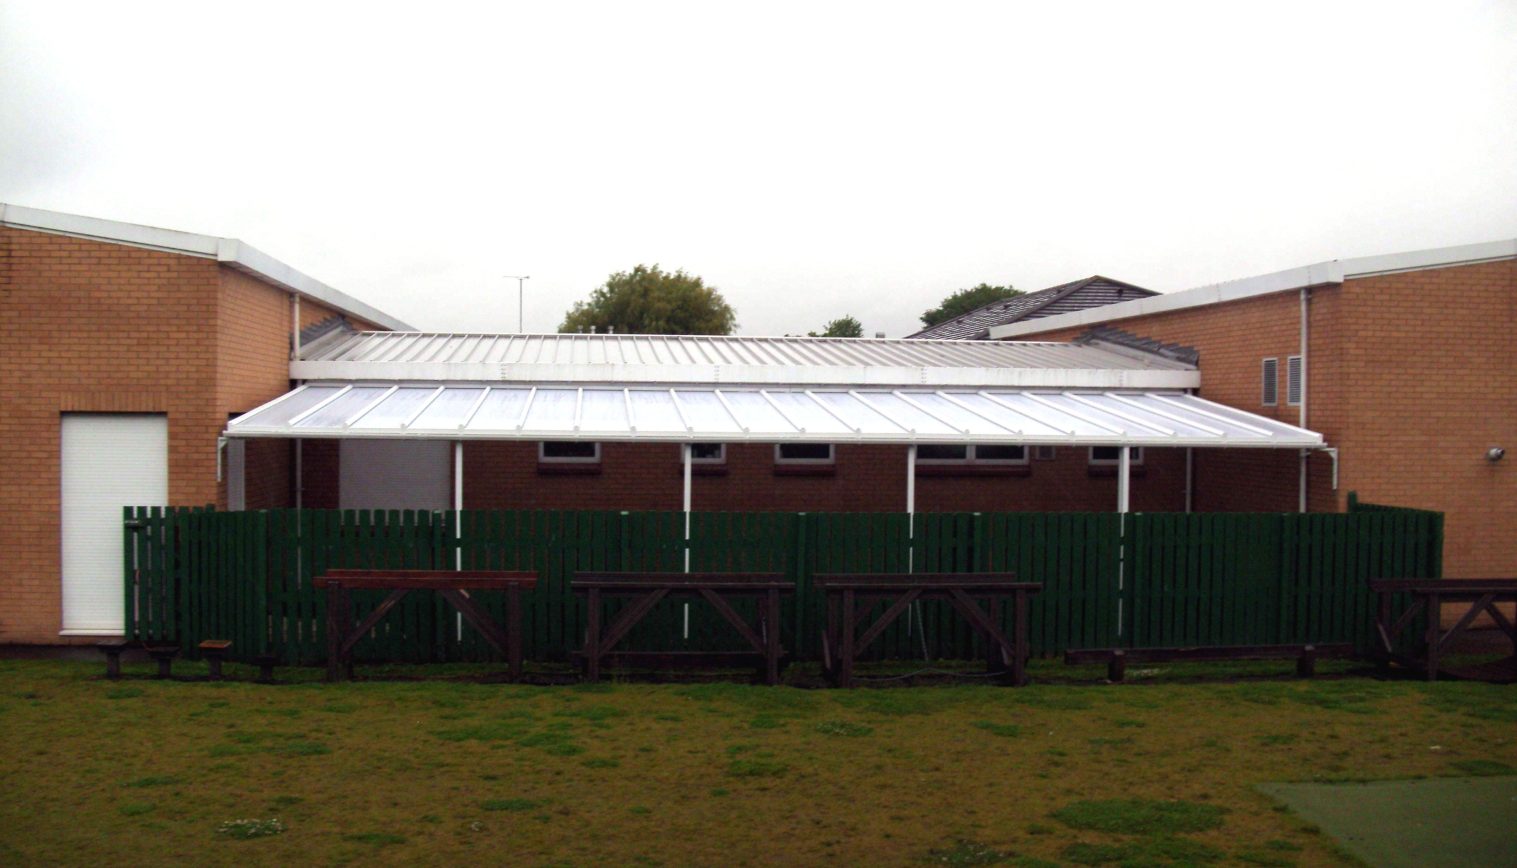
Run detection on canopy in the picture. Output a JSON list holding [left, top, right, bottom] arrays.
[[226, 383, 1323, 449]]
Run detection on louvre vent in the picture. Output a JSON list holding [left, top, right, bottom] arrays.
[[1286, 355, 1303, 406], [1261, 358, 1278, 406]]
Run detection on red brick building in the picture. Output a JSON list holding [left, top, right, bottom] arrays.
[[993, 241, 1516, 578], [0, 205, 409, 643]]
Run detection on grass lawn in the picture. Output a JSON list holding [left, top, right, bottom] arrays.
[[1, 658, 1514, 866]]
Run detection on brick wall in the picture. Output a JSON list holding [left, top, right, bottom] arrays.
[[0, 226, 361, 642], [1010, 259, 1517, 576], [297, 440, 1185, 514]]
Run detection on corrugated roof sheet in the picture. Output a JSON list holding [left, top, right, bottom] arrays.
[[907, 276, 1158, 340], [228, 384, 1322, 449], [291, 331, 1199, 389]]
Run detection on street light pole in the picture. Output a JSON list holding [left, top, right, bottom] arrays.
[[504, 275, 530, 332]]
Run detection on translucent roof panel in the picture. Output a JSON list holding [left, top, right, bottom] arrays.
[[348, 387, 441, 430], [410, 387, 487, 430], [227, 384, 1324, 449], [293, 386, 390, 429]]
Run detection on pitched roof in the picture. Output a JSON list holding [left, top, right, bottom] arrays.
[[907, 276, 1157, 340]]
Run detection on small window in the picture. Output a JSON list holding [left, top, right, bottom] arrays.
[[917, 444, 1027, 465], [540, 441, 600, 463], [1261, 357, 1279, 406], [1285, 355, 1303, 406], [776, 443, 834, 464], [1089, 446, 1143, 465], [1032, 445, 1057, 461], [687, 442, 725, 464]]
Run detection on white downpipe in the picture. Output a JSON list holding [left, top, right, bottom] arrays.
[[1117, 447, 1131, 514], [1299, 288, 1309, 513], [454, 441, 464, 640], [906, 444, 917, 573], [291, 294, 301, 360], [682, 443, 692, 640]]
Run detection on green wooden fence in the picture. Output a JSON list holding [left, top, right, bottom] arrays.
[[123, 503, 1441, 666]]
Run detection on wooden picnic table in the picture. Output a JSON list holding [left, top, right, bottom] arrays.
[[1370, 578, 1517, 681], [573, 572, 793, 685], [815, 573, 1042, 687], [313, 569, 537, 682]]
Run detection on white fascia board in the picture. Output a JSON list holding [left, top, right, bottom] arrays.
[[287, 360, 1201, 390], [0, 202, 412, 331], [0, 203, 220, 257], [216, 239, 412, 331], [989, 237, 1517, 340], [223, 425, 1318, 448]]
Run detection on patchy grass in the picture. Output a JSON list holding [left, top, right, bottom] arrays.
[[0, 658, 1513, 865]]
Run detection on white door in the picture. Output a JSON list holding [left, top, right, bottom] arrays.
[[339, 439, 450, 511], [60, 414, 168, 635]]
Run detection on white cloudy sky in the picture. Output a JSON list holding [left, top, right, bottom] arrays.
[[2, 1, 1514, 337]]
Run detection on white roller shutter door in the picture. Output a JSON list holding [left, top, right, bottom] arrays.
[[61, 414, 168, 635]]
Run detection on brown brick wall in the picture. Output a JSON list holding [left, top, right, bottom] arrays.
[[0, 226, 357, 642], [1012, 259, 1517, 576], [297, 440, 1185, 514]]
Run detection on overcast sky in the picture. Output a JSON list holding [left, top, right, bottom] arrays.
[[3, 1, 1514, 337]]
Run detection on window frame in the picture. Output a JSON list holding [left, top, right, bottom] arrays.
[[538, 441, 601, 464], [1088, 446, 1144, 466], [685, 442, 726, 464], [915, 443, 1029, 466], [774, 443, 835, 465]]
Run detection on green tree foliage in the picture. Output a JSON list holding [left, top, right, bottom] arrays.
[[559, 264, 737, 335], [919, 282, 1021, 328], [809, 315, 863, 338]]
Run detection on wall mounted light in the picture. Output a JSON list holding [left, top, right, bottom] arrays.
[[1487, 447, 1506, 462]]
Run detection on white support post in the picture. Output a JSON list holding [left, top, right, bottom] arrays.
[[1117, 446, 1131, 514], [454, 441, 464, 639], [682, 443, 692, 639]]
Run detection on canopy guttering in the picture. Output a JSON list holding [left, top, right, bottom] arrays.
[[225, 383, 1324, 450]]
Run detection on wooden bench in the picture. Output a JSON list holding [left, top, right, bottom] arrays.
[[97, 639, 131, 679], [1371, 578, 1517, 681], [199, 639, 232, 681], [815, 573, 1041, 687], [146, 645, 180, 679], [253, 654, 280, 684], [573, 572, 793, 685], [313, 569, 538, 682], [1064, 644, 1355, 682]]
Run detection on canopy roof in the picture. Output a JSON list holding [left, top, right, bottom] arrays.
[[227, 383, 1323, 449]]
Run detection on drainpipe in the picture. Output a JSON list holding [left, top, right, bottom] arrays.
[[682, 443, 692, 639]]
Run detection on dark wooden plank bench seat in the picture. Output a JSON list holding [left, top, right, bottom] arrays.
[[97, 639, 131, 679], [1064, 643, 1355, 682], [572, 572, 793, 685], [1370, 578, 1517, 682], [198, 639, 232, 681], [814, 573, 1042, 687], [313, 569, 538, 682]]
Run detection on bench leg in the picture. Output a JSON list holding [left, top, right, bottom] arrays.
[[104, 651, 122, 680], [1296, 645, 1317, 678], [155, 655, 173, 679], [1108, 650, 1127, 683], [258, 659, 276, 683], [206, 655, 223, 681], [585, 588, 601, 682]]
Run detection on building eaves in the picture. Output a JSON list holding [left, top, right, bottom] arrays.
[[0, 202, 413, 331], [990, 238, 1517, 340]]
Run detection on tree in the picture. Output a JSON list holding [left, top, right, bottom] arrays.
[[809, 315, 863, 338], [559, 264, 737, 335], [919, 282, 1021, 328]]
